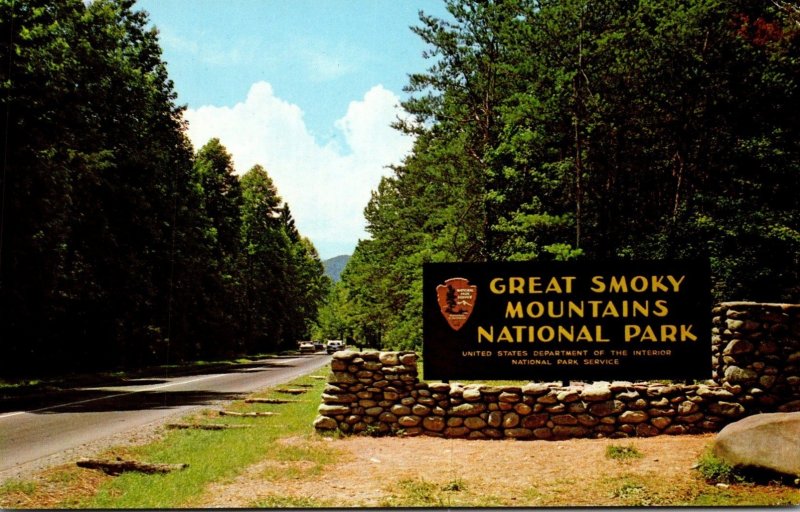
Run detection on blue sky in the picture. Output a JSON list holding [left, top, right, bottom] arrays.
[[135, 1, 452, 258]]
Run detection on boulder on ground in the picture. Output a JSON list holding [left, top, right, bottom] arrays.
[[713, 412, 800, 477]]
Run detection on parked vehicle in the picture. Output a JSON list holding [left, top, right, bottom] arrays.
[[326, 340, 345, 354], [298, 341, 315, 354], [313, 341, 324, 351]]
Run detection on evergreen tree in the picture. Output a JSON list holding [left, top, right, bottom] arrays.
[[1, 0, 198, 372], [336, 0, 800, 352]]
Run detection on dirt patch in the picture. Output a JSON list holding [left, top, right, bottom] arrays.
[[198, 433, 742, 507]]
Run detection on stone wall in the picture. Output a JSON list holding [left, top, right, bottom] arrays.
[[314, 302, 800, 440], [712, 302, 800, 413]]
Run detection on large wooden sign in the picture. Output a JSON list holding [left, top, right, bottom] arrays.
[[423, 261, 711, 381]]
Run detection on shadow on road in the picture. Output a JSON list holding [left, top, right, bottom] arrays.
[[0, 356, 322, 414], [0, 388, 249, 415], [99, 379, 170, 387], [40, 389, 248, 414]]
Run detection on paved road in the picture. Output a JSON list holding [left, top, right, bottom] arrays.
[[0, 354, 330, 479]]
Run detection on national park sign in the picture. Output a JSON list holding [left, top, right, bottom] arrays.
[[423, 260, 711, 381]]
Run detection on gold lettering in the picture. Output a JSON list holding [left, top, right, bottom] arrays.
[[602, 301, 620, 317], [575, 325, 591, 341], [650, 275, 668, 292], [497, 326, 514, 342], [526, 301, 545, 318], [477, 326, 493, 343], [624, 324, 641, 341], [630, 275, 648, 292], [625, 324, 697, 342], [640, 325, 658, 341], [489, 278, 506, 294], [590, 275, 688, 293], [653, 299, 669, 317], [609, 276, 628, 293], [568, 301, 585, 318], [506, 301, 523, 319], [545, 277, 563, 293], [558, 325, 574, 341], [539, 326, 555, 342], [667, 275, 686, 292]]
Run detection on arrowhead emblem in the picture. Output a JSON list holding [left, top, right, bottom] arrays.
[[436, 277, 477, 331]]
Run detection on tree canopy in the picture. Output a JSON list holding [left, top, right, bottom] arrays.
[[326, 0, 800, 351], [0, 0, 327, 375]]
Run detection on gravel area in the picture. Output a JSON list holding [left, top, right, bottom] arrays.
[[197, 433, 719, 507]]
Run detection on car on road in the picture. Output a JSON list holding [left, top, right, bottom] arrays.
[[298, 341, 315, 354], [326, 340, 345, 354], [313, 341, 324, 351]]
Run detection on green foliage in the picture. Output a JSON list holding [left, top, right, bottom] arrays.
[[380, 477, 486, 508], [252, 495, 332, 508], [609, 477, 659, 506], [695, 452, 746, 484], [605, 444, 644, 461], [239, 167, 328, 351], [1, 0, 197, 371], [334, 0, 800, 350], [0, 0, 327, 374]]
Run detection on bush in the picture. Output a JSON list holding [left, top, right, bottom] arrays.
[[695, 452, 745, 484]]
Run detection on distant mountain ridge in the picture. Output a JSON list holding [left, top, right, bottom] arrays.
[[323, 254, 350, 282]]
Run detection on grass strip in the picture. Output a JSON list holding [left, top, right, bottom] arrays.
[[78, 366, 331, 508]]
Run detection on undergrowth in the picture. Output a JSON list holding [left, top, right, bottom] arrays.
[[695, 451, 746, 484], [605, 443, 644, 461]]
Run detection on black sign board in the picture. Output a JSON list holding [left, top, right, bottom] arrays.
[[423, 260, 711, 381]]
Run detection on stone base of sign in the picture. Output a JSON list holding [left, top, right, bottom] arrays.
[[315, 302, 799, 440], [315, 350, 746, 439]]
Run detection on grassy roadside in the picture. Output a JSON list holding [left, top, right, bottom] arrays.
[[0, 365, 339, 509]]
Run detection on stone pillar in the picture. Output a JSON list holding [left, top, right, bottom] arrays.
[[711, 302, 800, 413], [313, 350, 420, 435]]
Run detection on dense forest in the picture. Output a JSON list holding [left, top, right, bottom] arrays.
[[316, 0, 800, 350], [0, 0, 329, 375]]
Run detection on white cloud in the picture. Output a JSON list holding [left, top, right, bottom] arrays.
[[183, 81, 414, 259]]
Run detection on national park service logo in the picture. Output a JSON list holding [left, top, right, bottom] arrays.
[[436, 277, 477, 331]]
